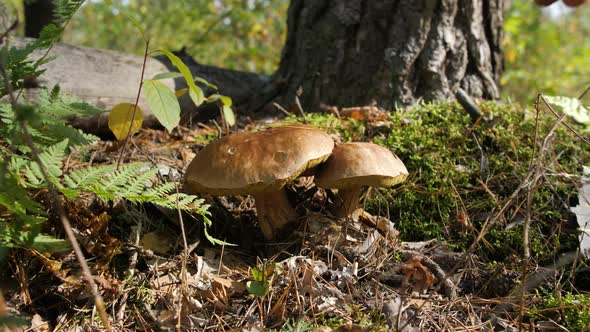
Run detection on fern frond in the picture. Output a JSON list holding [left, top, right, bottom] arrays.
[[150, 192, 207, 211], [53, 0, 85, 26], [120, 168, 159, 199], [37, 89, 103, 118], [61, 164, 113, 199], [0, 104, 13, 125], [33, 90, 100, 146], [0, 45, 42, 97], [21, 139, 68, 187], [45, 123, 98, 147], [141, 183, 209, 212], [144, 182, 176, 197], [7, 155, 30, 186], [0, 93, 99, 149], [67, 163, 155, 203], [95, 164, 150, 199], [64, 164, 115, 189], [0, 180, 44, 217]]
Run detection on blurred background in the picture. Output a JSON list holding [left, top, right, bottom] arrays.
[[2, 0, 589, 106]]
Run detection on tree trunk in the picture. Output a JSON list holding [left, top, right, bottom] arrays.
[[24, 0, 55, 38], [273, 0, 503, 111], [10, 0, 505, 135]]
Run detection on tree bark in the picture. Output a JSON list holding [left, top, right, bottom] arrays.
[[273, 0, 503, 111], [9, 0, 505, 135], [24, 0, 55, 38]]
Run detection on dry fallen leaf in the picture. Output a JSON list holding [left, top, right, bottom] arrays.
[[180, 148, 196, 162], [139, 230, 174, 254], [322, 103, 391, 122], [313, 328, 333, 332], [108, 103, 144, 141], [207, 275, 247, 294], [401, 256, 437, 294], [196, 274, 247, 310], [30, 313, 50, 332]]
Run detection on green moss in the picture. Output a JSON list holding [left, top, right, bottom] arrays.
[[281, 113, 366, 142], [192, 133, 219, 146], [369, 102, 588, 261], [315, 305, 385, 331], [286, 101, 589, 262], [372, 102, 588, 261]]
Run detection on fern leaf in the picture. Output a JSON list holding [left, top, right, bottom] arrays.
[[99, 164, 148, 191], [0, 179, 44, 217], [119, 168, 158, 200], [24, 139, 68, 186], [64, 164, 115, 189], [144, 182, 175, 197], [53, 0, 85, 26], [73, 163, 155, 203], [30, 234, 71, 253]]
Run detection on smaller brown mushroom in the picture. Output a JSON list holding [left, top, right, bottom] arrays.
[[314, 142, 408, 218]]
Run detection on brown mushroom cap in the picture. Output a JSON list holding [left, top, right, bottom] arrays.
[[184, 124, 335, 195], [315, 142, 408, 189]]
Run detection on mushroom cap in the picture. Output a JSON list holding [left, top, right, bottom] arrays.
[[315, 142, 408, 189], [183, 124, 334, 195]]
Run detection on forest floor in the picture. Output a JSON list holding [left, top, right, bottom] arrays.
[[2, 101, 590, 332]]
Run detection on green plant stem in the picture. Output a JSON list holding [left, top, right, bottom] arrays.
[[175, 182, 189, 332]]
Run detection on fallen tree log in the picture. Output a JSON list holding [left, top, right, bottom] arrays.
[[7, 38, 271, 136]]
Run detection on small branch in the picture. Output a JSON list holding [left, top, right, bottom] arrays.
[[294, 95, 308, 123], [116, 206, 142, 321], [0, 19, 18, 43], [455, 88, 483, 123], [538, 94, 590, 146], [175, 182, 189, 332], [116, 39, 150, 168], [273, 102, 292, 117], [578, 85, 590, 101]]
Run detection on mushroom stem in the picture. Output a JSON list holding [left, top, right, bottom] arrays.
[[332, 187, 363, 218], [253, 189, 297, 240]]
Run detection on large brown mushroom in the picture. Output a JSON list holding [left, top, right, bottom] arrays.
[[315, 142, 408, 218], [183, 124, 334, 240]]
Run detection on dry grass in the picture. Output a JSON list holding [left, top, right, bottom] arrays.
[[1, 99, 589, 331]]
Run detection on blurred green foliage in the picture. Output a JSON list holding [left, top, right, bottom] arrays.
[[63, 0, 590, 105], [536, 291, 590, 331], [6, 0, 590, 104], [503, 0, 590, 104], [62, 0, 288, 74]]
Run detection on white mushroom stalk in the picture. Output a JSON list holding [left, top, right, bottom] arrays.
[[332, 186, 363, 218], [253, 190, 297, 239]]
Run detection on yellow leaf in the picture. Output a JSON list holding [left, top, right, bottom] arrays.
[[506, 50, 517, 63], [108, 103, 143, 141], [139, 230, 173, 254], [175, 87, 188, 97]]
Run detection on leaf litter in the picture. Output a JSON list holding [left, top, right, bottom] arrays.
[[2, 101, 590, 331]]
